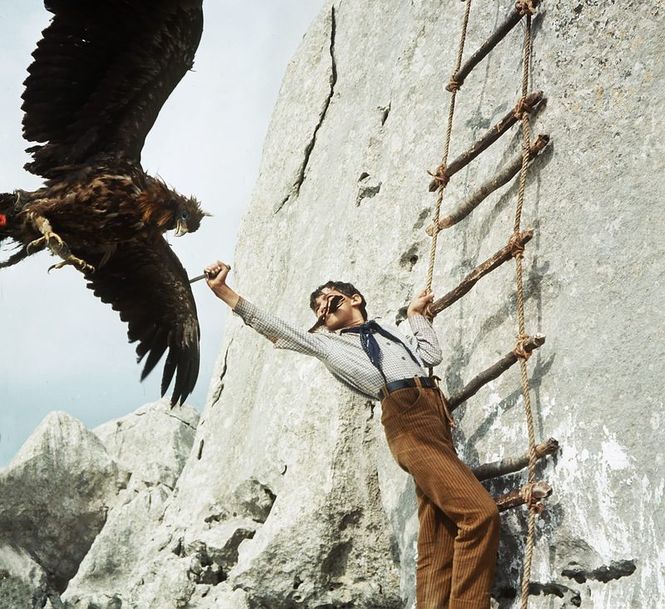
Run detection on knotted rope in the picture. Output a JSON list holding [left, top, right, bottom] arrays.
[[422, 4, 545, 608], [425, 0, 473, 294], [511, 14, 541, 609]]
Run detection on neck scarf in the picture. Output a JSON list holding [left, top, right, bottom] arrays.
[[341, 320, 421, 381]]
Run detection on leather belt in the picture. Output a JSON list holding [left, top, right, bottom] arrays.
[[378, 376, 437, 401]]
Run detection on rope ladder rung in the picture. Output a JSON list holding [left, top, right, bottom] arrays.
[[429, 229, 534, 316], [428, 90, 545, 192], [473, 437, 559, 482], [449, 0, 540, 92], [447, 334, 546, 411], [495, 480, 551, 513], [427, 134, 549, 234]]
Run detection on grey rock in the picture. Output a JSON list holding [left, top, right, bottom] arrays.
[[63, 402, 200, 609], [93, 399, 199, 489], [183, 520, 257, 585], [0, 543, 61, 609], [0, 412, 122, 592], [62, 485, 172, 609], [195, 1, 663, 607]]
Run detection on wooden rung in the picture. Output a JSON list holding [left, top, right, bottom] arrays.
[[495, 480, 552, 512], [448, 334, 546, 411], [427, 134, 550, 233], [428, 91, 544, 192], [473, 438, 559, 481], [430, 229, 534, 316], [448, 0, 541, 92]]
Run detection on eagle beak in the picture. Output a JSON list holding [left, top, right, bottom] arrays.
[[174, 219, 189, 237]]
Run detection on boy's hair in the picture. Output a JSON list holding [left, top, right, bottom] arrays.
[[309, 281, 368, 321]]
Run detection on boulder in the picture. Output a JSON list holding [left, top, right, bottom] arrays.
[[0, 412, 123, 592], [63, 401, 199, 609], [0, 543, 61, 609]]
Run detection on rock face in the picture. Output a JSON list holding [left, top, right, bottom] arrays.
[[182, 1, 661, 607], [93, 400, 199, 490], [6, 1, 664, 607]]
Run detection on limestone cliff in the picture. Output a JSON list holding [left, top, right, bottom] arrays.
[[3, 1, 664, 608]]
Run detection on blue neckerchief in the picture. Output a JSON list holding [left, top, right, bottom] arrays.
[[340, 320, 421, 381]]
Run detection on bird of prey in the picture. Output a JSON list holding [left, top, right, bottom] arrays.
[[0, 0, 208, 405]]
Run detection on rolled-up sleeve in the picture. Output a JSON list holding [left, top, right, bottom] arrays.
[[407, 314, 443, 366], [233, 297, 328, 358]]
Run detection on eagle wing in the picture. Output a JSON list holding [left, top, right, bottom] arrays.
[[85, 237, 200, 406], [22, 0, 204, 178]]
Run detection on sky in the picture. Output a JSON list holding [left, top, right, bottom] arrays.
[[0, 1, 326, 466]]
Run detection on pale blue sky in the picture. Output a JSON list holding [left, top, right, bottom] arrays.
[[0, 1, 325, 465]]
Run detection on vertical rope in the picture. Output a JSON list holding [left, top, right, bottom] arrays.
[[512, 14, 539, 609], [425, 0, 473, 293]]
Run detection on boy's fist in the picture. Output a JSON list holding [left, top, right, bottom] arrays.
[[205, 261, 231, 292]]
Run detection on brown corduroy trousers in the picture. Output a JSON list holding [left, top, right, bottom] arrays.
[[381, 382, 500, 609]]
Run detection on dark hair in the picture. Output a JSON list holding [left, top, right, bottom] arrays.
[[309, 281, 368, 321]]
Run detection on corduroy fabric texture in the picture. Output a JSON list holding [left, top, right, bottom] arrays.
[[381, 384, 500, 609]]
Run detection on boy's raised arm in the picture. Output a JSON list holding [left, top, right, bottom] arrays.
[[204, 261, 328, 357], [406, 289, 443, 367]]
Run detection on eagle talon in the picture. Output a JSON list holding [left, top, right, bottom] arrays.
[[48, 255, 95, 274], [27, 236, 47, 253], [28, 215, 93, 273], [27, 218, 66, 255]]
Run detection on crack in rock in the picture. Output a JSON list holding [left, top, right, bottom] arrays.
[[379, 102, 391, 126], [211, 339, 233, 406], [165, 412, 197, 431], [275, 6, 338, 213]]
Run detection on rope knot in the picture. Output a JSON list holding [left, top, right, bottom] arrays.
[[428, 164, 450, 192], [513, 334, 532, 361], [508, 231, 526, 258], [520, 482, 544, 514], [514, 95, 536, 120], [446, 76, 461, 93], [515, 0, 536, 16], [425, 221, 442, 238], [520, 481, 550, 513]]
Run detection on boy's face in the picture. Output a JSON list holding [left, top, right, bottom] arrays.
[[313, 288, 364, 332]]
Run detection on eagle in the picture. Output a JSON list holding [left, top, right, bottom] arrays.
[[0, 0, 207, 405]]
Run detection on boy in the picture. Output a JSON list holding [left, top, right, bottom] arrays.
[[205, 261, 499, 609]]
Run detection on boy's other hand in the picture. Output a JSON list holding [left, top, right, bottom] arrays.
[[408, 289, 435, 318]]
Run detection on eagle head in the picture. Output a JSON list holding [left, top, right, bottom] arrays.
[[173, 196, 209, 237]]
